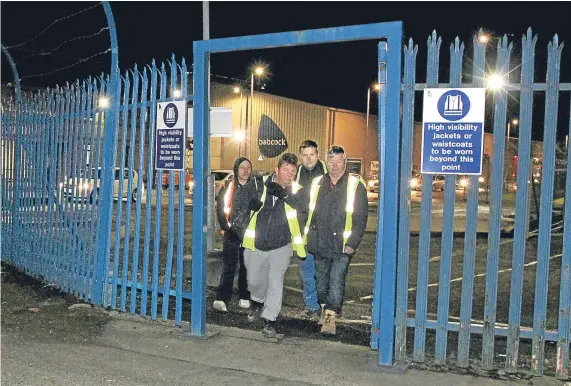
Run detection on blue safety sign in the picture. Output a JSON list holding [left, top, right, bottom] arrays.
[[155, 101, 186, 170], [421, 88, 485, 175]]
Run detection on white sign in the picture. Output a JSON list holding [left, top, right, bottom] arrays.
[[187, 107, 233, 138], [157, 101, 186, 130], [421, 88, 485, 175]]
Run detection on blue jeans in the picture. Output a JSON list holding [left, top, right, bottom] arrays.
[[298, 253, 319, 312], [315, 253, 351, 315]]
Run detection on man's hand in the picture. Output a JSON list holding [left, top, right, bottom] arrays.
[[344, 246, 355, 255], [249, 198, 263, 212], [226, 224, 242, 241], [267, 182, 288, 200]]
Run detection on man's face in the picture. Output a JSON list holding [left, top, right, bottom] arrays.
[[274, 162, 297, 187], [237, 160, 251, 183], [326, 153, 346, 179], [300, 147, 319, 170]]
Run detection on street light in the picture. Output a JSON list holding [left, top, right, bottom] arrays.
[[234, 86, 245, 156], [507, 118, 519, 142], [478, 34, 491, 44], [234, 129, 246, 156], [365, 83, 381, 177], [98, 97, 109, 108], [486, 73, 505, 90], [234, 130, 245, 141], [172, 89, 182, 98], [249, 66, 266, 160]]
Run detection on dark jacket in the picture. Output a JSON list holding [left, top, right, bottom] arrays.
[[306, 172, 368, 257], [296, 161, 326, 188], [216, 157, 252, 244], [234, 174, 308, 252]]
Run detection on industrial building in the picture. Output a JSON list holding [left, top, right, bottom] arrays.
[[204, 82, 543, 186]]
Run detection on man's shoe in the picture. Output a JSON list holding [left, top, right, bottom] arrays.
[[261, 319, 277, 338], [320, 310, 337, 335], [239, 299, 251, 309], [317, 308, 326, 325], [247, 301, 263, 322], [213, 300, 227, 312], [301, 308, 320, 322]]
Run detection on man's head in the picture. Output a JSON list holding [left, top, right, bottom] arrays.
[[326, 145, 347, 180], [233, 157, 252, 184], [299, 140, 319, 170], [275, 153, 298, 187]]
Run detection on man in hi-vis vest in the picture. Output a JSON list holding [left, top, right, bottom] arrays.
[[295, 140, 327, 321], [234, 153, 308, 338], [213, 157, 253, 313], [304, 145, 368, 335]]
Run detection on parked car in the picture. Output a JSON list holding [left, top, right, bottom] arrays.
[[430, 174, 473, 191], [156, 169, 194, 193], [409, 171, 422, 191], [432, 174, 446, 191], [366, 176, 379, 193], [60, 167, 143, 202]]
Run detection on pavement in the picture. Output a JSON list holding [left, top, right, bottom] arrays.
[[2, 263, 566, 386]]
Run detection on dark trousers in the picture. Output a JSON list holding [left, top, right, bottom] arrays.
[[315, 253, 351, 315], [216, 237, 250, 304]]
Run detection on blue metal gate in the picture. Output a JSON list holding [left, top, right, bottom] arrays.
[[389, 29, 570, 378], [190, 23, 404, 350], [1, 56, 193, 324]]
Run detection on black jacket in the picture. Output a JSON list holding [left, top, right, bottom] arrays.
[[234, 174, 308, 252], [305, 172, 368, 257], [216, 157, 252, 244], [296, 161, 326, 188], [216, 180, 246, 244]]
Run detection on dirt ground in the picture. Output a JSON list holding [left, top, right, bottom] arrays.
[[1, 263, 111, 345]]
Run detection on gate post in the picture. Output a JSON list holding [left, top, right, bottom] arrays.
[[190, 44, 209, 337], [1, 45, 22, 261], [93, 1, 120, 305], [374, 29, 403, 367]]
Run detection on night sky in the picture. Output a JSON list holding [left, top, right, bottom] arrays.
[[2, 1, 570, 140]]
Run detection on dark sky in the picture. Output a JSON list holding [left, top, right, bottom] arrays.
[[2, 2, 570, 139]]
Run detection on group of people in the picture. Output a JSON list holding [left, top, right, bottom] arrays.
[[212, 140, 369, 338]]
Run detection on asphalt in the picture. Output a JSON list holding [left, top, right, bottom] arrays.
[[2, 263, 566, 386]]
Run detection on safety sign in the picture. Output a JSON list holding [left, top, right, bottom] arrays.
[[421, 88, 485, 175], [156, 101, 186, 170]]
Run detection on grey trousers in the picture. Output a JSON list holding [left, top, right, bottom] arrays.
[[244, 243, 292, 321]]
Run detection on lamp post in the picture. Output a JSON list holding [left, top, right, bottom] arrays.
[[233, 86, 243, 155], [249, 66, 264, 160], [366, 83, 381, 178]]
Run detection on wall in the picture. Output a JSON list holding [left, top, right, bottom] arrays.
[[211, 83, 328, 172]]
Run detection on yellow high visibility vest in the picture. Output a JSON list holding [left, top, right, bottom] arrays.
[[295, 160, 327, 184], [242, 177, 306, 258], [304, 173, 365, 250]]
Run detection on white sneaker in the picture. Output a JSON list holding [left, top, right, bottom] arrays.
[[239, 299, 251, 309], [213, 300, 227, 312]]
